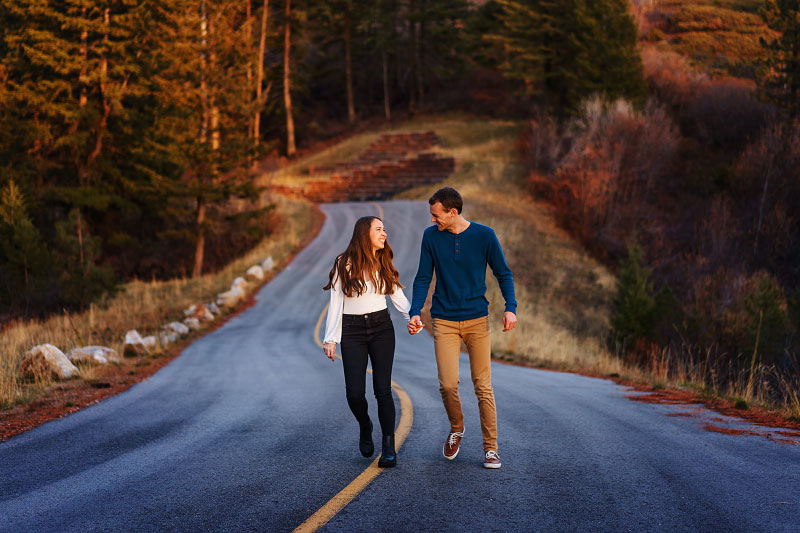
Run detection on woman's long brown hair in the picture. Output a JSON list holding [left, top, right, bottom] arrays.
[[324, 216, 403, 296]]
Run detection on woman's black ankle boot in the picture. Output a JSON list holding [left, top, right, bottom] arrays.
[[359, 420, 374, 457], [378, 434, 397, 467]]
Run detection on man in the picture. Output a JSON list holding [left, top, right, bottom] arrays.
[[408, 186, 517, 469]]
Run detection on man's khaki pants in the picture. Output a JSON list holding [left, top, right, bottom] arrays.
[[432, 316, 498, 452]]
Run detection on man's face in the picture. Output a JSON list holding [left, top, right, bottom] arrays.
[[430, 201, 456, 231]]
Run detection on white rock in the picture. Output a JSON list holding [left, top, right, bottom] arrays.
[[142, 335, 158, 351], [185, 303, 214, 322], [124, 329, 148, 357], [166, 321, 190, 337], [216, 285, 245, 308], [20, 344, 79, 380], [231, 276, 248, 291], [245, 265, 265, 283], [67, 346, 121, 365], [260, 256, 275, 272], [183, 317, 201, 331], [158, 331, 178, 346]]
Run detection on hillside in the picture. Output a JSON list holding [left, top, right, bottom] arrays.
[[640, 0, 778, 78]]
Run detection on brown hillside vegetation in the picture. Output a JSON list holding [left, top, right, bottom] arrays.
[[524, 2, 800, 420], [636, 0, 779, 78]]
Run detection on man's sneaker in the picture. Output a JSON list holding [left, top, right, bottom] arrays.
[[483, 450, 501, 469], [443, 428, 464, 460]]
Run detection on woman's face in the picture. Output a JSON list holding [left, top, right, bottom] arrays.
[[369, 218, 387, 252]]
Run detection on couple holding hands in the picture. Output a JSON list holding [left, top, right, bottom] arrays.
[[322, 187, 517, 469]]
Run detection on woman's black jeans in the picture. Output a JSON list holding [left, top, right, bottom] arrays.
[[340, 308, 396, 436]]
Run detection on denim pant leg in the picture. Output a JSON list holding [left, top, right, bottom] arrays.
[[340, 324, 370, 426], [368, 323, 396, 436]]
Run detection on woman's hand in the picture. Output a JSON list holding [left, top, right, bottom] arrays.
[[323, 342, 337, 361], [408, 315, 424, 335]]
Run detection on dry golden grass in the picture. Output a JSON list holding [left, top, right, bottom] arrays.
[[643, 0, 778, 77], [0, 195, 316, 408]]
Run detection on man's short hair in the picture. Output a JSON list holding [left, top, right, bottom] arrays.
[[429, 186, 463, 214]]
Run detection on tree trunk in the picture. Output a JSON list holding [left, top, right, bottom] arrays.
[[193, 198, 206, 278], [408, 0, 417, 112], [195, 1, 217, 278], [417, 3, 425, 107], [345, 0, 355, 124], [792, 15, 799, 121], [200, 0, 209, 144], [284, 0, 296, 156], [101, 8, 109, 82], [79, 7, 88, 110], [246, 0, 254, 142], [383, 49, 391, 120], [77, 210, 85, 274], [83, 8, 112, 180], [254, 0, 270, 153], [196, 1, 208, 278]]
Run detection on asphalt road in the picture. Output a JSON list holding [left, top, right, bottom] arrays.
[[1, 201, 799, 532]]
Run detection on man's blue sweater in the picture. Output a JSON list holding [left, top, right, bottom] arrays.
[[410, 222, 516, 321]]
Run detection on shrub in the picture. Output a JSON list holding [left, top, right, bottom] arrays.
[[611, 242, 656, 349], [742, 273, 789, 367], [641, 48, 708, 111], [521, 116, 564, 175], [652, 283, 684, 346], [527, 96, 678, 252], [734, 121, 800, 273], [788, 288, 800, 338], [643, 27, 666, 42], [685, 77, 772, 152]]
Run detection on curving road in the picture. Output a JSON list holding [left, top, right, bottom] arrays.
[[1, 201, 799, 532]]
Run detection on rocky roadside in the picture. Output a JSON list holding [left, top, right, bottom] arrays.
[[0, 207, 325, 442]]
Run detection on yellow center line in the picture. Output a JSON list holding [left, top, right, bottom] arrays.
[[313, 303, 328, 349], [299, 302, 414, 533]]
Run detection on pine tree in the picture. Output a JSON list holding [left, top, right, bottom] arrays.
[[309, 0, 363, 123], [611, 242, 656, 349], [489, 0, 645, 116], [55, 207, 117, 307], [412, 0, 471, 106], [363, 0, 399, 119], [143, 0, 259, 277], [760, 0, 800, 120], [0, 179, 51, 313], [0, 0, 150, 309], [742, 275, 789, 367]]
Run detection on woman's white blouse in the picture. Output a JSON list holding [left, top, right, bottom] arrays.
[[324, 275, 411, 344]]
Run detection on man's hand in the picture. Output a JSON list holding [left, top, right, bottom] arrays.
[[323, 342, 337, 361], [502, 311, 517, 332], [408, 315, 424, 335]]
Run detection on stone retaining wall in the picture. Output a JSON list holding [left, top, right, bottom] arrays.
[[273, 131, 455, 203]]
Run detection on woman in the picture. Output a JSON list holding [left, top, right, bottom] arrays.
[[323, 216, 410, 468]]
